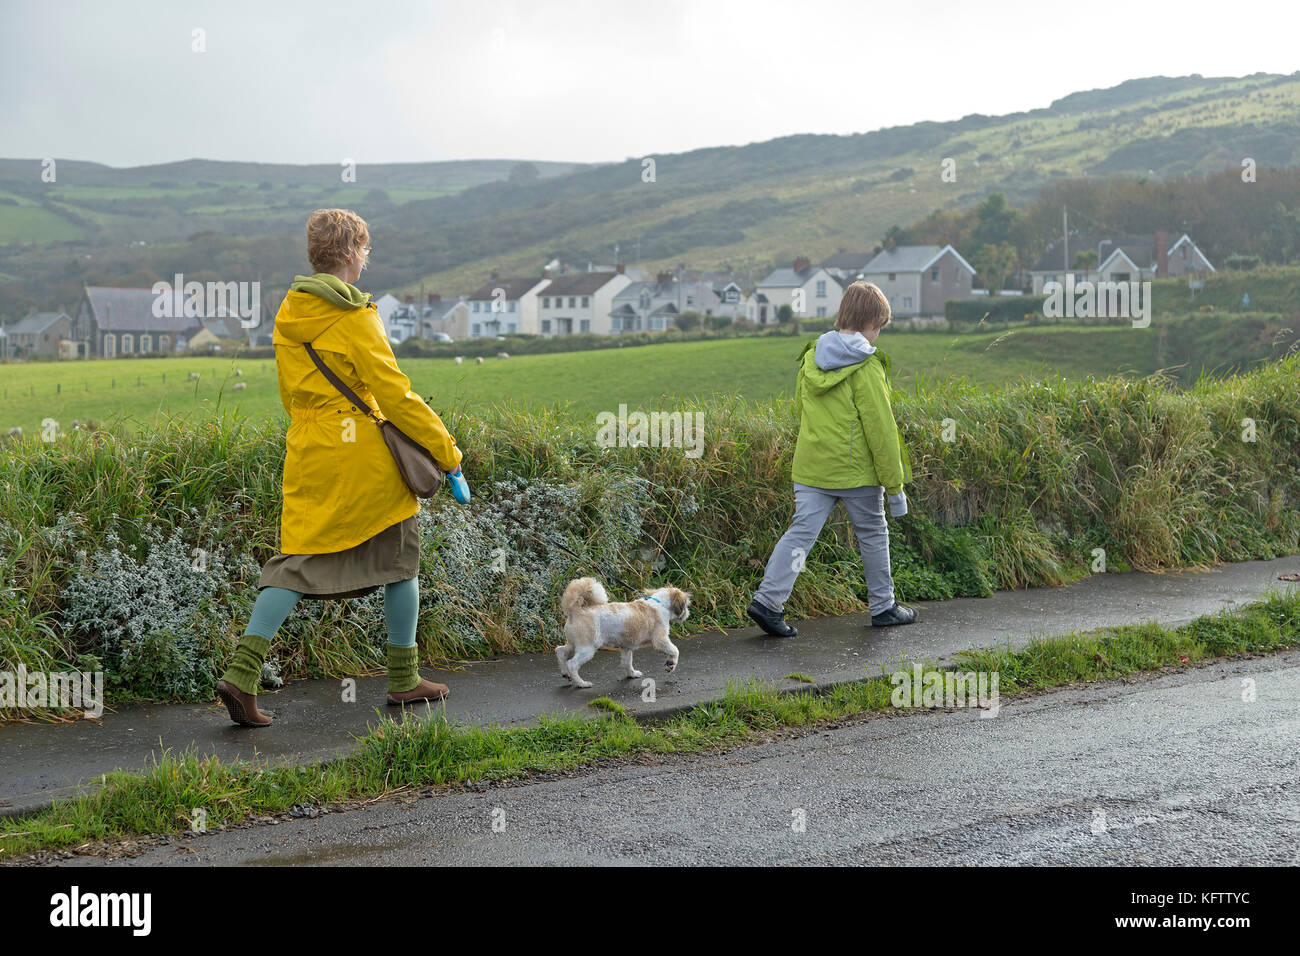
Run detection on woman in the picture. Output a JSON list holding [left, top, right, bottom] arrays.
[[215, 208, 463, 727]]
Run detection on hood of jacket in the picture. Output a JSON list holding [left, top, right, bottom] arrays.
[[800, 330, 877, 394], [274, 274, 373, 345]]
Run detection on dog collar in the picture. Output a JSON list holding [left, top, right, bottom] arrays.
[[641, 595, 663, 605]]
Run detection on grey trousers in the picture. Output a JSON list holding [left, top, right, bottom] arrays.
[[753, 483, 895, 615]]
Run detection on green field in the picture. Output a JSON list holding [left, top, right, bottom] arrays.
[[0, 326, 1163, 434]]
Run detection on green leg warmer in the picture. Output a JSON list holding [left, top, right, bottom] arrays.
[[220, 633, 270, 696], [387, 642, 421, 694]]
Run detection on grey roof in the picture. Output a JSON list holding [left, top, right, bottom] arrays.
[[757, 266, 820, 288], [541, 272, 623, 296], [200, 316, 246, 338], [612, 279, 678, 301], [84, 286, 201, 333], [7, 311, 68, 334], [821, 251, 876, 271], [861, 245, 946, 274], [1029, 234, 1195, 273], [466, 276, 547, 301]]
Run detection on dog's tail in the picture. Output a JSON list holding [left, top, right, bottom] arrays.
[[561, 577, 608, 617]]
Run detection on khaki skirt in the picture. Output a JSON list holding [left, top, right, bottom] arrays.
[[257, 516, 420, 600]]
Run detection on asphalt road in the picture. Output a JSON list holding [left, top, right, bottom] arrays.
[[68, 648, 1300, 866]]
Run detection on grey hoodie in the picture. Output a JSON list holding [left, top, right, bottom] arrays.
[[813, 329, 876, 371]]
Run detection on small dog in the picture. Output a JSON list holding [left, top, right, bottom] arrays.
[[555, 577, 691, 688]]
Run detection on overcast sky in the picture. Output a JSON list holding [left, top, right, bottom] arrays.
[[2, 0, 1296, 168]]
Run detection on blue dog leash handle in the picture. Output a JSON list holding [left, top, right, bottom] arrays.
[[448, 467, 471, 505]]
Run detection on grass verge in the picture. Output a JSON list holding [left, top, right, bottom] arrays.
[[2, 590, 1296, 860]]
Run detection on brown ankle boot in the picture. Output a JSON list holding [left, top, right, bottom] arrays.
[[386, 678, 450, 706], [215, 679, 273, 727]]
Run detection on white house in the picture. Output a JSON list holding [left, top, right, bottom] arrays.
[[1028, 231, 1214, 294], [859, 244, 976, 317], [464, 274, 551, 338], [751, 257, 843, 323], [388, 294, 471, 341], [537, 269, 632, 336]]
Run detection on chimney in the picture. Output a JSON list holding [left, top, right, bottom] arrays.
[[615, 263, 625, 274], [656, 271, 674, 286], [1154, 229, 1170, 278], [428, 293, 440, 304], [404, 293, 414, 303], [793, 256, 811, 273]]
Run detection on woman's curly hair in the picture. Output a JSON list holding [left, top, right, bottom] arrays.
[[306, 208, 369, 274]]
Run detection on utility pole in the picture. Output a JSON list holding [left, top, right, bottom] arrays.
[[1063, 205, 1069, 277]]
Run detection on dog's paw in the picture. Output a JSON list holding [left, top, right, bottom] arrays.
[[665, 659, 677, 672], [625, 669, 643, 679], [573, 679, 593, 689]]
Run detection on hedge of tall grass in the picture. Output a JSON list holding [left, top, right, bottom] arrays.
[[2, 354, 1297, 715]]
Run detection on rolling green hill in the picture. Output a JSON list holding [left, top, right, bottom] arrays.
[[2, 73, 1299, 319]]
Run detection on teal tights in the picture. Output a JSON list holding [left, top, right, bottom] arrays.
[[245, 577, 420, 647]]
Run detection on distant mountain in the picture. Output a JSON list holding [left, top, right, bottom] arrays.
[[2, 72, 1298, 316]]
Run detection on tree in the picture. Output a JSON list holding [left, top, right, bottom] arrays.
[[969, 192, 1020, 250], [973, 242, 1018, 293], [777, 304, 794, 324], [1072, 249, 1099, 269]]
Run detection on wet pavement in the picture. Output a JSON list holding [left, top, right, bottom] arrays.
[[2, 555, 1297, 818]]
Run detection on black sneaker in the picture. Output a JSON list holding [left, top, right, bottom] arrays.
[[747, 600, 797, 637], [871, 603, 917, 627]]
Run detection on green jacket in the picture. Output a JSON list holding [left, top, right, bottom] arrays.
[[790, 339, 911, 494]]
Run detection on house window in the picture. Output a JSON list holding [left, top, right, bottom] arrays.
[[473, 302, 481, 313], [650, 317, 665, 331], [1181, 246, 1188, 260], [582, 297, 589, 307], [140, 334, 152, 353], [507, 323, 517, 334], [541, 319, 552, 334], [931, 268, 939, 280], [509, 301, 516, 312], [121, 333, 134, 354], [542, 297, 550, 308], [612, 317, 622, 332], [568, 297, 576, 307], [815, 280, 826, 297], [103, 333, 116, 357], [903, 298, 912, 310], [888, 273, 896, 281], [580, 319, 590, 333], [159, 335, 170, 351], [471, 323, 481, 337], [816, 307, 826, 318]]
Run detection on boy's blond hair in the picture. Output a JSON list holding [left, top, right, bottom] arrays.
[[306, 209, 369, 274], [837, 281, 891, 333]]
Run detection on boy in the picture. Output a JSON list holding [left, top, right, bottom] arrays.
[[747, 280, 916, 637]]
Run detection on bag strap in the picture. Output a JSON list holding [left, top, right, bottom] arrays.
[[303, 343, 382, 425]]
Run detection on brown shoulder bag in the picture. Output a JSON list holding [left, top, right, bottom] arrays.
[[303, 342, 444, 499]]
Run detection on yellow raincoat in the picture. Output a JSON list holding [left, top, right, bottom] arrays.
[[271, 287, 462, 554]]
